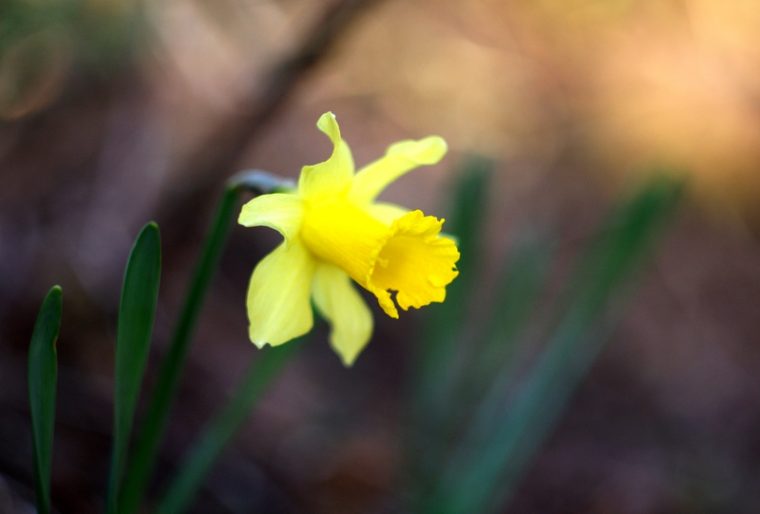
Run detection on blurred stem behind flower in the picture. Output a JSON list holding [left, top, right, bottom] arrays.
[[239, 112, 459, 365]]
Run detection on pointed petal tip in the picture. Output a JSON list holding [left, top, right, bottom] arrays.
[[250, 334, 301, 349], [249, 336, 270, 349], [317, 111, 341, 144], [426, 135, 448, 150], [237, 194, 304, 240], [417, 136, 448, 164], [338, 351, 358, 367]]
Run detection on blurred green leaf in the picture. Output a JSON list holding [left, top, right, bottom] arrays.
[[28, 285, 62, 514], [156, 342, 301, 514], [409, 157, 492, 489], [420, 156, 492, 360], [415, 157, 492, 406], [107, 222, 161, 514], [427, 176, 683, 514], [465, 234, 551, 402]]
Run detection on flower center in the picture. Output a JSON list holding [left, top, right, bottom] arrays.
[[300, 198, 459, 318], [368, 210, 459, 317]]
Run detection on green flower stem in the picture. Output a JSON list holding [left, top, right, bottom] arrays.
[[28, 286, 63, 514], [156, 342, 300, 514], [120, 171, 293, 514]]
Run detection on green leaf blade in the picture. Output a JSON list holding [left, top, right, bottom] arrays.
[[120, 177, 290, 514], [466, 234, 551, 401], [119, 187, 239, 514], [421, 156, 492, 355], [408, 158, 493, 493], [414, 156, 492, 410], [107, 222, 162, 514], [28, 285, 62, 514], [430, 176, 684, 514]]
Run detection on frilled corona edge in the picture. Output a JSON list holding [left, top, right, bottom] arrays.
[[238, 112, 459, 366]]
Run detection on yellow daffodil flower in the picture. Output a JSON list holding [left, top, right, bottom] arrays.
[[238, 112, 459, 365]]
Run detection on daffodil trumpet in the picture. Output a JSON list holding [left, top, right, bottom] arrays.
[[239, 112, 460, 365]]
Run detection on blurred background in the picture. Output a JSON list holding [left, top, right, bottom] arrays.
[[2, 0, 760, 513]]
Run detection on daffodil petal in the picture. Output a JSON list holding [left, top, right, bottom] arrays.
[[247, 242, 315, 347], [238, 193, 303, 241], [367, 202, 409, 225], [312, 263, 373, 366], [298, 112, 354, 197], [350, 136, 447, 202]]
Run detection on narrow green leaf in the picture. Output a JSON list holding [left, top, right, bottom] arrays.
[[409, 158, 492, 490], [465, 234, 551, 402], [107, 222, 161, 514], [120, 173, 294, 514], [119, 188, 238, 514], [412, 235, 550, 511], [156, 342, 300, 514], [415, 157, 492, 406], [419, 156, 492, 370], [429, 177, 683, 514], [28, 285, 62, 514]]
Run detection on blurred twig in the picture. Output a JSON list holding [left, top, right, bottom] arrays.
[[156, 0, 384, 244]]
